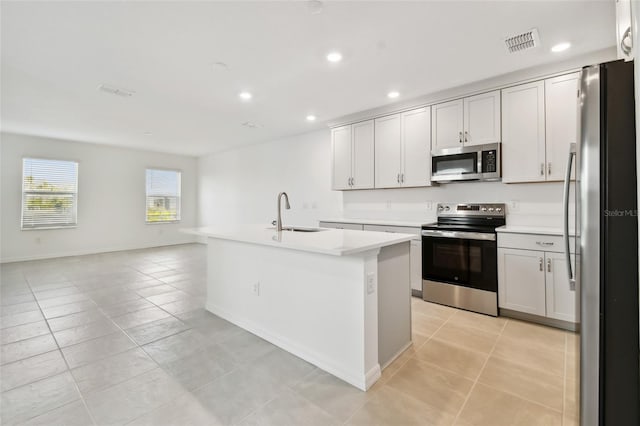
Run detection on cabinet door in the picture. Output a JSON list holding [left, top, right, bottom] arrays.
[[463, 90, 501, 146], [331, 125, 352, 190], [431, 99, 463, 150], [375, 114, 402, 188], [498, 248, 546, 315], [402, 107, 431, 187], [545, 252, 577, 322], [545, 73, 579, 182], [352, 120, 375, 189], [410, 240, 422, 292], [501, 81, 546, 183]]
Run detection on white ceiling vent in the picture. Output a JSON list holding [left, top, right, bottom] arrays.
[[98, 84, 135, 97], [504, 28, 540, 53]]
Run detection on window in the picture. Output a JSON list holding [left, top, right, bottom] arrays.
[[146, 169, 181, 223], [22, 158, 79, 229]]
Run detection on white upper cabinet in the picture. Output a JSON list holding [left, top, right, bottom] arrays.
[[351, 120, 375, 190], [331, 121, 374, 190], [432, 91, 501, 150], [463, 90, 501, 146], [375, 114, 402, 188], [502, 72, 580, 184], [375, 107, 431, 189], [401, 107, 431, 187], [501, 81, 546, 183], [332, 126, 353, 190], [545, 72, 579, 181], [431, 99, 463, 150]]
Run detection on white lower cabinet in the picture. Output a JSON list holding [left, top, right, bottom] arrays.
[[498, 232, 577, 324], [545, 252, 577, 322], [498, 248, 547, 316]]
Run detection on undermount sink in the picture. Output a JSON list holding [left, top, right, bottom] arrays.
[[267, 226, 326, 233]]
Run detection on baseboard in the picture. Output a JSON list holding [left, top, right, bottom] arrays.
[[0, 239, 203, 264], [499, 308, 578, 332], [206, 301, 377, 391]]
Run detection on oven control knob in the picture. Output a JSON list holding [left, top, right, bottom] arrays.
[[438, 206, 444, 211], [444, 206, 450, 211], [481, 207, 488, 212], [488, 207, 495, 212], [496, 207, 502, 212]]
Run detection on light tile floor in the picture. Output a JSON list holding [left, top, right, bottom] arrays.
[[0, 244, 579, 425]]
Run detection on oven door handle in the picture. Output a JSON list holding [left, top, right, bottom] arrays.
[[421, 230, 496, 241]]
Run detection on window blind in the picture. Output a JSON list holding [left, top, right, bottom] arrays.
[[22, 158, 79, 229], [146, 169, 181, 222]]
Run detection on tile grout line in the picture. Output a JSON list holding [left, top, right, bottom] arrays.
[[340, 304, 456, 426], [451, 316, 508, 425], [18, 270, 100, 426]]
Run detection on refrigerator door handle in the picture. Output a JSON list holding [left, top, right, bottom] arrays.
[[563, 143, 576, 290]]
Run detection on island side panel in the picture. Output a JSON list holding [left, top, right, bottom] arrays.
[[205, 237, 380, 391], [377, 241, 412, 368]]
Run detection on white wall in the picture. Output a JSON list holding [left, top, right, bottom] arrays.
[[198, 129, 343, 227], [1, 132, 198, 263], [198, 129, 566, 229]]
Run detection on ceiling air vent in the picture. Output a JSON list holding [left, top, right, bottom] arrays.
[[98, 84, 135, 97], [504, 28, 540, 53]]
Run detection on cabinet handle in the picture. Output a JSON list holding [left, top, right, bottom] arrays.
[[540, 163, 544, 176], [397, 173, 400, 183], [464, 131, 469, 143], [547, 258, 551, 272], [547, 162, 552, 176], [459, 132, 463, 143], [539, 257, 543, 271], [536, 241, 554, 246], [401, 173, 405, 183], [351, 177, 354, 186]]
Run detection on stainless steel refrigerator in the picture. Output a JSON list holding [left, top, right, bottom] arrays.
[[566, 59, 639, 425]]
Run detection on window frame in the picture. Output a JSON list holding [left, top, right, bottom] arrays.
[[21, 156, 80, 231], [145, 167, 182, 224]]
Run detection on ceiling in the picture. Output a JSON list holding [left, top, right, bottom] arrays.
[[1, 1, 616, 156]]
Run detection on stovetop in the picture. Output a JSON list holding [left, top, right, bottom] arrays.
[[423, 203, 507, 233]]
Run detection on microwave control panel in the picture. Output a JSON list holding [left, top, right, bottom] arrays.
[[481, 150, 497, 173]]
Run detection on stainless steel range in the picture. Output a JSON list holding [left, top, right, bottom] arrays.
[[421, 203, 505, 316]]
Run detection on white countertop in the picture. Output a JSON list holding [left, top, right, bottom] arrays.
[[496, 225, 572, 236], [319, 218, 429, 228], [185, 225, 415, 256]]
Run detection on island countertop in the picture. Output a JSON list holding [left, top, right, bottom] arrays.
[[185, 225, 415, 256]]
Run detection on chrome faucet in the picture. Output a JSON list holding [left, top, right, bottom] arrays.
[[276, 192, 291, 232]]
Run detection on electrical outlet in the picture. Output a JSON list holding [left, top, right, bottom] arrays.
[[386, 201, 392, 210], [35, 237, 41, 244], [426, 201, 434, 211], [509, 200, 519, 212], [253, 282, 260, 296], [367, 274, 375, 295]]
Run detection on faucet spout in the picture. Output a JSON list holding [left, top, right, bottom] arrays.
[[276, 192, 291, 232]]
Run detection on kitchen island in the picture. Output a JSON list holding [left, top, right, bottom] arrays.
[[187, 225, 414, 390]]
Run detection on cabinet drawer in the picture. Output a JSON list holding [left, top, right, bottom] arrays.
[[319, 221, 364, 231], [362, 224, 421, 239], [498, 233, 575, 253]]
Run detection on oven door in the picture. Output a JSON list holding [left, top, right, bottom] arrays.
[[421, 230, 497, 292]]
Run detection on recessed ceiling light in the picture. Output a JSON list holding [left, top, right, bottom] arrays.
[[551, 42, 571, 53], [306, 115, 317, 122], [239, 91, 252, 100], [326, 52, 342, 63], [241, 121, 260, 129], [307, 0, 323, 14], [143, 132, 152, 136], [387, 91, 400, 99]]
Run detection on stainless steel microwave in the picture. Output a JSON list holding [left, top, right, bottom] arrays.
[[431, 143, 501, 183]]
